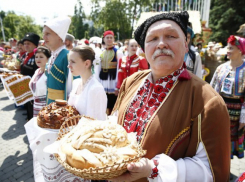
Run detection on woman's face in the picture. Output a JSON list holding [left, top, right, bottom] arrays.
[[227, 43, 242, 60], [35, 52, 48, 69], [68, 51, 90, 76], [128, 40, 138, 55]]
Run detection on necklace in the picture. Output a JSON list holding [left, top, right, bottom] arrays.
[[76, 75, 93, 95]]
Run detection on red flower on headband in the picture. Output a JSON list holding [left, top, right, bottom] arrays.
[[227, 35, 236, 45]]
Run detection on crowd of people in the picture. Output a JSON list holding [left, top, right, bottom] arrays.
[[0, 11, 245, 182]]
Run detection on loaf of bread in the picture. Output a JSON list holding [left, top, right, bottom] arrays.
[[37, 100, 80, 129], [60, 120, 139, 169]]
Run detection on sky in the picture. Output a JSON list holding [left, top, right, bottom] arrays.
[[0, 0, 92, 25]]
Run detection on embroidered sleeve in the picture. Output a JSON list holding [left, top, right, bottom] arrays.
[[210, 69, 218, 89]]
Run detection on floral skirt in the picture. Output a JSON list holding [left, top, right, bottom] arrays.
[[223, 97, 245, 159]]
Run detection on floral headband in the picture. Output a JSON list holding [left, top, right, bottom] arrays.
[[227, 35, 245, 55]]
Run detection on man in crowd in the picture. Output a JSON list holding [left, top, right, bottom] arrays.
[[21, 33, 39, 77], [99, 30, 123, 114], [9, 38, 17, 48], [21, 33, 40, 120], [43, 16, 71, 104], [15, 40, 26, 71], [16, 40, 26, 62], [112, 11, 230, 182], [65, 33, 74, 50]]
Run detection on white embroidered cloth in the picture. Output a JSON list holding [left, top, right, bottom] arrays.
[[24, 118, 90, 182], [0, 73, 33, 105]]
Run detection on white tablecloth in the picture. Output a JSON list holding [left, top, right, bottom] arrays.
[[24, 118, 89, 182]]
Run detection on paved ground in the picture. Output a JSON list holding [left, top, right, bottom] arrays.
[[0, 87, 34, 182], [0, 86, 244, 182]]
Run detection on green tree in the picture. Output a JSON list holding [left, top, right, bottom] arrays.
[[125, 0, 152, 35], [17, 15, 42, 39], [0, 11, 19, 40], [0, 11, 42, 41], [70, 0, 89, 39], [209, 0, 245, 45], [97, 0, 131, 40], [90, 0, 152, 40]]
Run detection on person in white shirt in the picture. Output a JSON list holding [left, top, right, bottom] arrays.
[[68, 45, 107, 120]]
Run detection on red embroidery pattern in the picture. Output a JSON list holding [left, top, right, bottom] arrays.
[[123, 66, 184, 142], [149, 159, 159, 179], [238, 172, 245, 182]]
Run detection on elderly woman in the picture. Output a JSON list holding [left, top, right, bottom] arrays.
[[68, 45, 107, 120], [211, 35, 245, 159], [29, 46, 51, 117], [116, 39, 148, 94]]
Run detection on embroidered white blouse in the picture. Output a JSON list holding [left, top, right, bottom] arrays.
[[68, 76, 107, 120]]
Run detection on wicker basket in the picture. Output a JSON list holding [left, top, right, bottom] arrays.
[[55, 115, 147, 180]]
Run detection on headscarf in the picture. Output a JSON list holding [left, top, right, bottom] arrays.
[[227, 35, 245, 55], [103, 30, 114, 38]]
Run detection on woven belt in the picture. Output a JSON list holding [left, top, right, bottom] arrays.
[[47, 88, 64, 101]]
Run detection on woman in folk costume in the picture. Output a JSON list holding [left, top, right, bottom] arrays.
[[111, 11, 230, 182], [211, 35, 245, 159], [68, 45, 107, 120], [116, 39, 148, 93], [29, 46, 51, 117], [184, 26, 202, 78]]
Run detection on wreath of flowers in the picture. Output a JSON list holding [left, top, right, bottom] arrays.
[[227, 35, 240, 46]]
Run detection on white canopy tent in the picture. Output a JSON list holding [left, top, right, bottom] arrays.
[[89, 36, 102, 44]]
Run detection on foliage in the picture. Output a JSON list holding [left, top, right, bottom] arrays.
[[209, 0, 245, 45], [90, 0, 152, 40], [0, 11, 42, 41], [69, 0, 89, 39]]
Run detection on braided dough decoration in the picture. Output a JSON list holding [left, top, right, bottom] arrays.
[[60, 120, 139, 169], [37, 100, 80, 129]]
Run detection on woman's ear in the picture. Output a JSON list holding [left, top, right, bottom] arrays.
[[85, 59, 91, 68]]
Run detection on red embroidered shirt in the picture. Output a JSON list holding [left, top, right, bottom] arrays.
[[123, 65, 184, 142]]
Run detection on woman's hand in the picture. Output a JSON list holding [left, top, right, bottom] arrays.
[[109, 158, 155, 182]]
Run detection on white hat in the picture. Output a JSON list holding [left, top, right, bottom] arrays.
[[207, 42, 215, 47], [44, 16, 71, 42], [214, 43, 222, 49]]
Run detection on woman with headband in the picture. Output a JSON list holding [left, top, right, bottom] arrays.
[[211, 35, 245, 160], [29, 46, 51, 117]]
